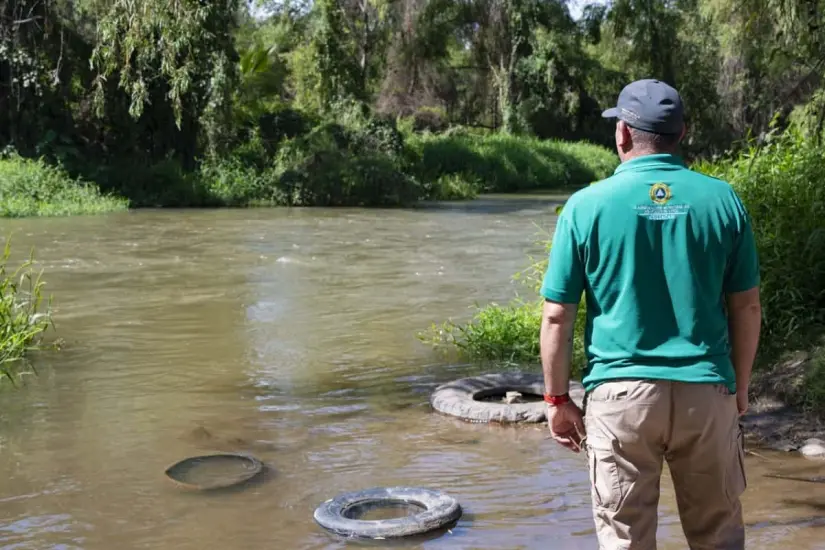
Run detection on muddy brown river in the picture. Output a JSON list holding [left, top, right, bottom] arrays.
[[1, 197, 824, 549]]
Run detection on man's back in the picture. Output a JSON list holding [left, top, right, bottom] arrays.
[[540, 153, 759, 393], [539, 79, 759, 550]]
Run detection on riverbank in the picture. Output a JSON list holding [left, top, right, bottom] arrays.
[[744, 397, 825, 456], [1, 127, 618, 216], [742, 343, 825, 455]]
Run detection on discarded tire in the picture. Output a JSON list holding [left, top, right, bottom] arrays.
[[313, 487, 462, 539], [164, 453, 263, 491], [430, 372, 584, 424]]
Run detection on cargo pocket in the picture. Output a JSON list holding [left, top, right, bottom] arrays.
[[725, 423, 747, 504], [587, 440, 625, 512]]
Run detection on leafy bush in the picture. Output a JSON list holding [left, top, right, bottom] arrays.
[[694, 130, 825, 350], [423, 174, 480, 201], [0, 153, 129, 217], [196, 106, 428, 207], [0, 240, 53, 384], [408, 132, 618, 194], [273, 119, 421, 206], [86, 156, 214, 208], [422, 299, 544, 363], [197, 156, 282, 206]]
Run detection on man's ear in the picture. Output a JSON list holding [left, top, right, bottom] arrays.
[[616, 120, 632, 151]]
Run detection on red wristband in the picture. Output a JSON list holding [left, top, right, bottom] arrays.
[[544, 392, 570, 406]]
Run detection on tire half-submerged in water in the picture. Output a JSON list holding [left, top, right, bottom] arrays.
[[313, 487, 462, 539], [430, 372, 585, 424], [164, 453, 264, 490]]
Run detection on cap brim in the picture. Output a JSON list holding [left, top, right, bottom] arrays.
[[601, 107, 620, 119]]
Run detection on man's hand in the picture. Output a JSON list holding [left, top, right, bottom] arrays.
[[548, 402, 586, 452], [736, 389, 748, 416]]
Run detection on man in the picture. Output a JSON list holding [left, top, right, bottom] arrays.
[[538, 79, 762, 549]]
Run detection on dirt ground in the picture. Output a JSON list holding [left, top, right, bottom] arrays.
[[743, 351, 825, 454]]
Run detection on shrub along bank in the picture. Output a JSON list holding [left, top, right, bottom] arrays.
[[407, 131, 618, 195], [0, 107, 619, 215], [0, 153, 128, 217], [423, 130, 825, 414], [126, 112, 619, 209]]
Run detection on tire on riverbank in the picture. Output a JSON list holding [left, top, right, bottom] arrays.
[[313, 487, 462, 539], [430, 372, 584, 424]]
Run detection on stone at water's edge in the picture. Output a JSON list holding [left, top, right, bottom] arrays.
[[799, 438, 825, 460]]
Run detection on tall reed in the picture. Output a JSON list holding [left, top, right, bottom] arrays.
[[0, 239, 53, 384]]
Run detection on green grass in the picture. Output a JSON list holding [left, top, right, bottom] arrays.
[[423, 130, 825, 413], [408, 132, 619, 194], [422, 298, 544, 363], [0, 153, 129, 217], [0, 239, 54, 384]]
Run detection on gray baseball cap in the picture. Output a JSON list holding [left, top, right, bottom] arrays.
[[602, 79, 684, 134]]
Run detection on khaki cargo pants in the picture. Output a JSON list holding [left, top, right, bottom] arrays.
[[583, 380, 747, 549]]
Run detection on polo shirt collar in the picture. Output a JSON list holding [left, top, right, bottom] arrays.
[[613, 154, 686, 175]]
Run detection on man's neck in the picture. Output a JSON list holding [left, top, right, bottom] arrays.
[[621, 150, 677, 162]]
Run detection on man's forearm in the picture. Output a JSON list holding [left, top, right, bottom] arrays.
[[540, 300, 577, 396], [726, 286, 762, 393], [728, 303, 761, 392]]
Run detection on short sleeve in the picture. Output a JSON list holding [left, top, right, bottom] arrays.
[[540, 210, 585, 303], [724, 206, 760, 294]]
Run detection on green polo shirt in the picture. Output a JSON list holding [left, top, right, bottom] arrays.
[[540, 154, 760, 393]]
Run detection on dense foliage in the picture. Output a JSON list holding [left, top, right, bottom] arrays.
[[2, 0, 824, 208], [695, 131, 825, 347]]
